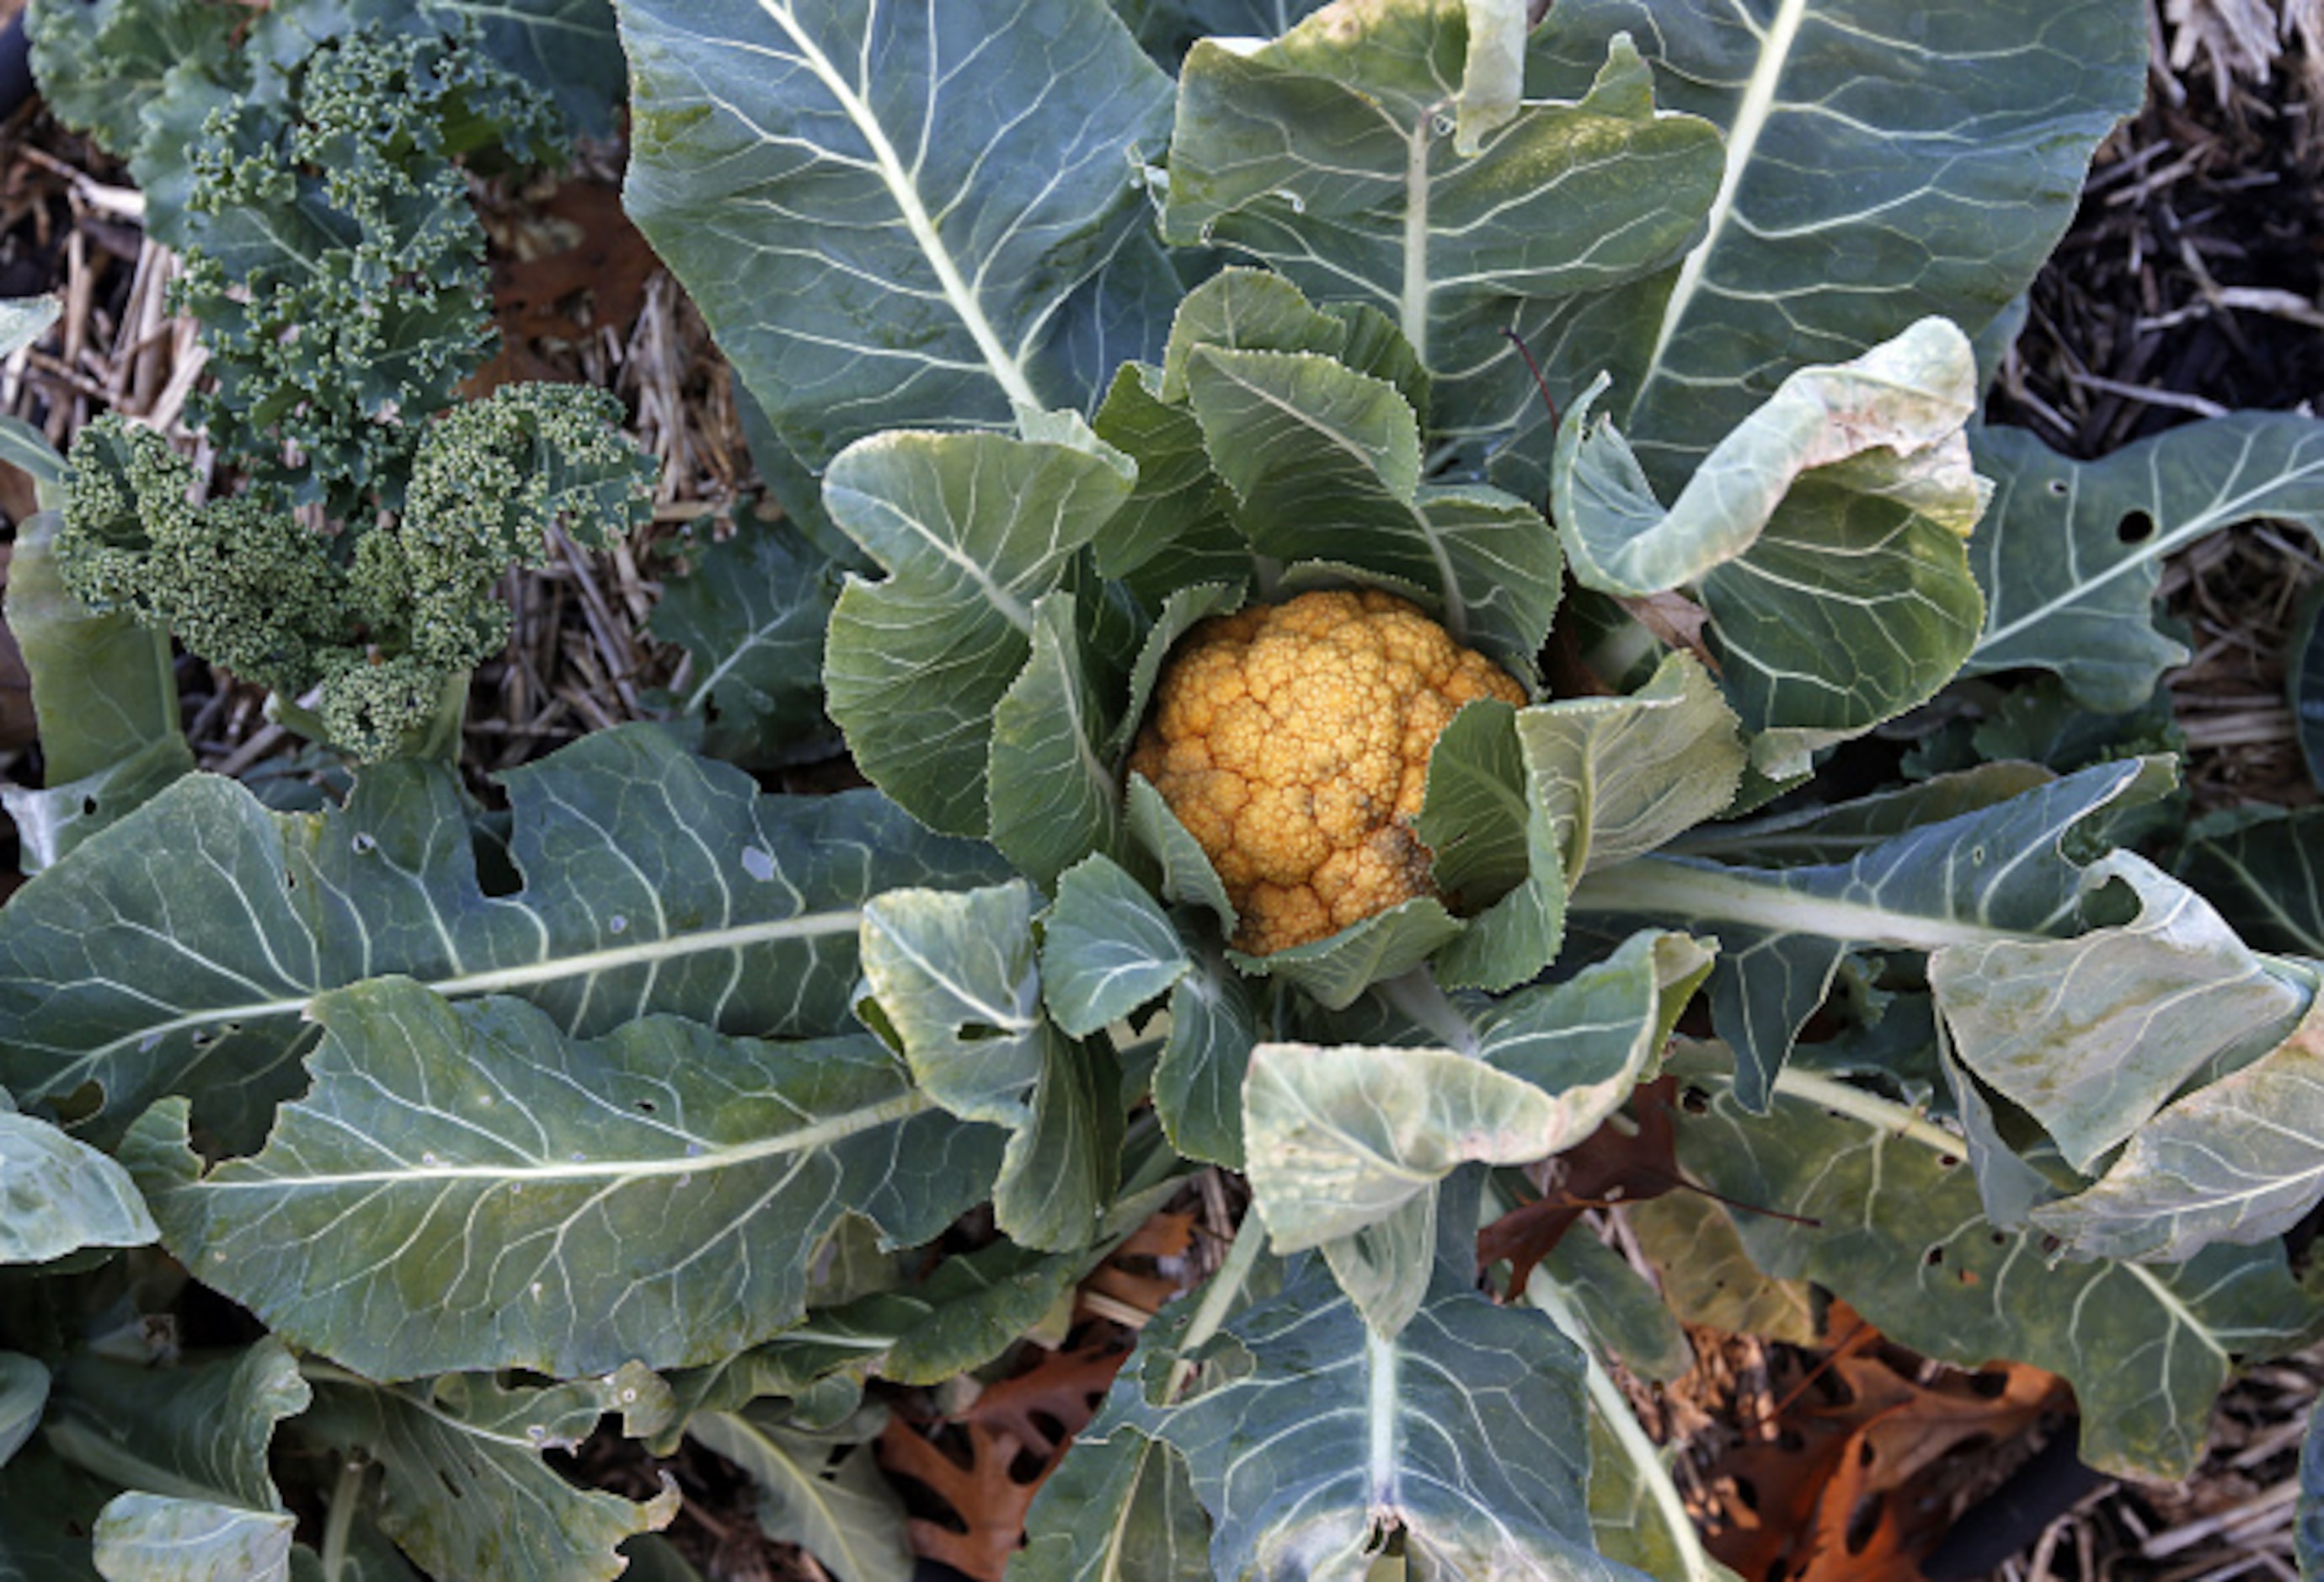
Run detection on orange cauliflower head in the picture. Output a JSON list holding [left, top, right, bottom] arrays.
[[1128, 589, 1527, 955]]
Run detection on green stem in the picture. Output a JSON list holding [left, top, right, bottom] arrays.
[[1380, 967, 1479, 1057], [1167, 1211, 1266, 1401], [318, 1455, 365, 1581]]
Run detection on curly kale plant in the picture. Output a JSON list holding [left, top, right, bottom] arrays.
[[31, 0, 652, 759], [61, 386, 649, 760]]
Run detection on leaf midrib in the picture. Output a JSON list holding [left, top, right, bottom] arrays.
[[757, 0, 1041, 413], [205, 1087, 935, 1190], [1634, 0, 1811, 414], [77, 911, 865, 1055]]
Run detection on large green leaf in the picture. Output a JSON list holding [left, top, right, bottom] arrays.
[[1681, 1061, 2319, 1479], [822, 427, 1137, 837], [686, 1414, 912, 1582], [295, 1366, 677, 1582], [45, 1342, 305, 1522], [0, 726, 1007, 1151], [1093, 1201, 1643, 1579], [1570, 756, 2177, 1109], [2, 511, 191, 869], [617, 0, 1173, 467], [437, 0, 627, 136], [858, 885, 1121, 1251], [2177, 808, 2324, 958], [91, 1495, 294, 1582], [124, 982, 1001, 1380], [1965, 415, 2324, 711], [0, 1114, 155, 1264], [1165, 5, 1723, 462], [649, 505, 851, 768], [1509, 0, 2145, 496]]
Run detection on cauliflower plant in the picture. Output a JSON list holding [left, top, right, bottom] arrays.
[[1130, 589, 1526, 954]]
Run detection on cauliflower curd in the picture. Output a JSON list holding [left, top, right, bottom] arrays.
[[1129, 589, 1527, 955]]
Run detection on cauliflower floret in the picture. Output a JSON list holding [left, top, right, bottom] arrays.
[[1128, 589, 1526, 954]]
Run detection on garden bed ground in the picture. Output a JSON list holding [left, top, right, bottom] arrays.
[[0, 2, 2320, 1578]]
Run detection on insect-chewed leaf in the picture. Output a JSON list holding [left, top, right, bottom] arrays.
[[296, 1366, 678, 1582], [1966, 415, 2324, 712]]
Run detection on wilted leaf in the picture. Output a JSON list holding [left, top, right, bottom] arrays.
[[91, 1494, 294, 1582], [2031, 989, 2324, 1261], [1554, 321, 1985, 758], [1933, 851, 2309, 1174], [0, 1113, 156, 1264]]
